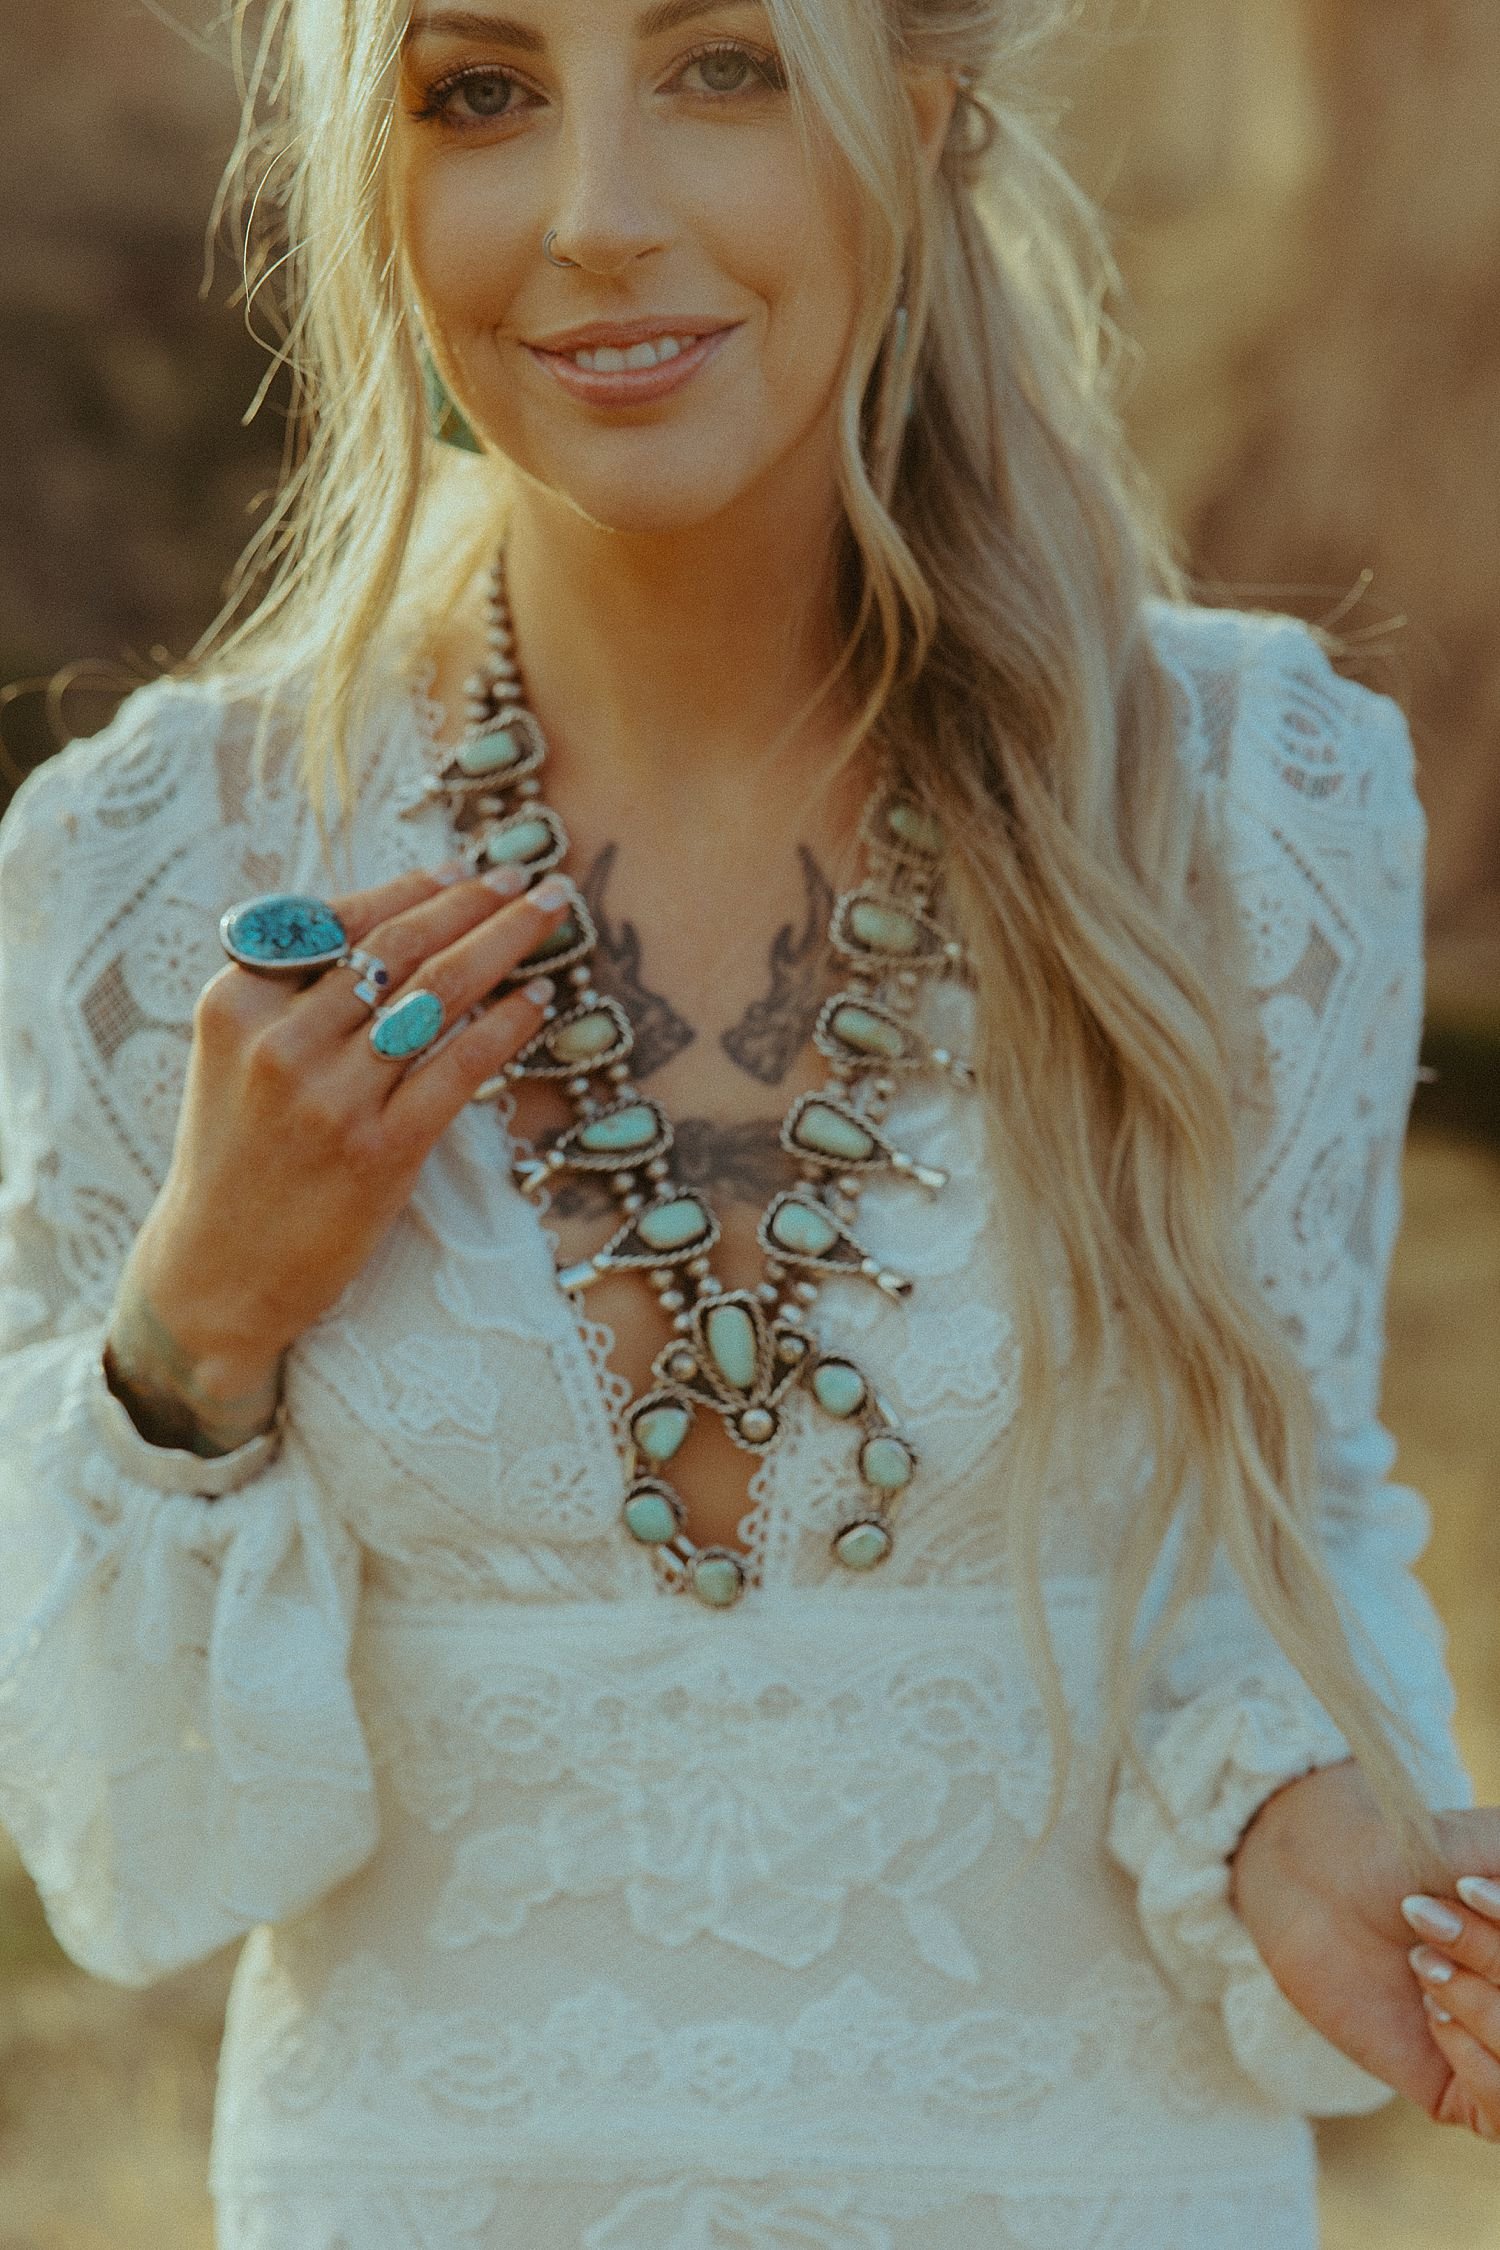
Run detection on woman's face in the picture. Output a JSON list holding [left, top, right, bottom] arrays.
[[393, 0, 867, 536]]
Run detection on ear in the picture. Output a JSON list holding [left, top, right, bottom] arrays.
[[906, 68, 962, 182]]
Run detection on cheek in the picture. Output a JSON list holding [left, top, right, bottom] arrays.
[[400, 154, 530, 336]]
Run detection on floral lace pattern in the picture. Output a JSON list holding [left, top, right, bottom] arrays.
[[0, 606, 1475, 2249]]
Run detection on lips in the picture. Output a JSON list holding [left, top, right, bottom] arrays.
[[525, 315, 739, 354], [523, 323, 739, 406]]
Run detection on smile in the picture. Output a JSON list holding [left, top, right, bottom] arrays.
[[523, 322, 739, 405]]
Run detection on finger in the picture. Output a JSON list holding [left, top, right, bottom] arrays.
[[1410, 1950, 1500, 2062], [1402, 1891, 1500, 1986], [386, 977, 557, 1141], [1423, 2000, 1500, 2140], [277, 866, 535, 1052], [327, 861, 476, 947], [204, 863, 479, 1033], [361, 873, 581, 1080]]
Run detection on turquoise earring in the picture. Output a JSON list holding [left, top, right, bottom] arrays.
[[420, 346, 482, 454]]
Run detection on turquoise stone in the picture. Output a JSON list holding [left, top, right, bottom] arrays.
[[457, 728, 523, 776], [705, 1303, 758, 1392], [523, 911, 582, 965], [551, 1010, 618, 1064], [484, 817, 554, 866], [831, 1004, 907, 1062], [633, 1404, 691, 1464], [371, 989, 445, 1058], [222, 894, 347, 969], [768, 1200, 839, 1258], [638, 1197, 709, 1252], [623, 1486, 682, 1544], [887, 801, 943, 853], [860, 1434, 915, 1493], [835, 1520, 893, 1571], [792, 1102, 877, 1165], [812, 1360, 866, 1419], [578, 1104, 659, 1155], [849, 899, 921, 955], [691, 1551, 746, 1607]]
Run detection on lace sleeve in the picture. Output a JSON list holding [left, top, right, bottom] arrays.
[[1106, 609, 1475, 2115], [0, 684, 379, 1987]]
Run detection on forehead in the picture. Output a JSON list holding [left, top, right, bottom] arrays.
[[403, 0, 773, 43]]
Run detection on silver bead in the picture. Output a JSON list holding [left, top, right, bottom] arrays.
[[687, 1256, 712, 1277], [622, 1192, 645, 1213], [757, 1281, 781, 1305], [794, 1279, 820, 1304], [518, 777, 542, 797], [612, 1172, 636, 1193], [646, 1157, 671, 1181], [650, 1268, 674, 1287], [837, 1175, 861, 1198], [930, 1047, 951, 1069], [696, 1275, 722, 1296], [608, 1061, 632, 1083], [569, 964, 592, 988], [672, 1312, 695, 1333], [659, 1289, 687, 1313], [567, 1076, 591, 1100]]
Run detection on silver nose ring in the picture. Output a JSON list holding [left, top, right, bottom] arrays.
[[543, 231, 578, 268]]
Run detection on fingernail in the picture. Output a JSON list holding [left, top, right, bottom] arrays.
[[1409, 1944, 1455, 1984], [433, 856, 475, 887], [1422, 1991, 1453, 2024], [1456, 1875, 1500, 1919], [1402, 1894, 1465, 1942], [481, 864, 528, 898], [523, 976, 555, 1007], [530, 874, 573, 913]]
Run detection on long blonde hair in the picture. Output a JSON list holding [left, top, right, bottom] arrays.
[[206, 0, 1451, 1884]]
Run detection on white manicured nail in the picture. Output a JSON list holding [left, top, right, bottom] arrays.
[[530, 874, 573, 913], [1401, 1894, 1464, 1943], [1410, 1944, 1454, 1984], [481, 865, 527, 897], [1456, 1875, 1500, 1919]]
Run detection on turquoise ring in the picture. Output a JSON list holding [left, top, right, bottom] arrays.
[[220, 893, 349, 975], [369, 989, 446, 1061]]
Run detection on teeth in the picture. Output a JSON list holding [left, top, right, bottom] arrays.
[[571, 335, 692, 373]]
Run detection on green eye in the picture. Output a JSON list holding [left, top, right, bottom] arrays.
[[695, 51, 755, 93]]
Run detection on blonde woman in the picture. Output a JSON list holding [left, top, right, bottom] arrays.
[[2, 0, 1499, 2240]]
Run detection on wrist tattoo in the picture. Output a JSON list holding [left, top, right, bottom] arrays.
[[104, 1285, 282, 1459]]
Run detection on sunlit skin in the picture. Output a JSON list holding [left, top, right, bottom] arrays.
[[391, 0, 954, 806]]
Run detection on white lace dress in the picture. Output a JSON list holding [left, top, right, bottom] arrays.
[[0, 602, 1473, 2249]]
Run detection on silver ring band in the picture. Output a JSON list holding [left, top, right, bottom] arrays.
[[345, 949, 392, 1010], [543, 230, 577, 268]]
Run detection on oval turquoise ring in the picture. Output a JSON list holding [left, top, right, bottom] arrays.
[[369, 989, 446, 1061], [220, 893, 349, 975]]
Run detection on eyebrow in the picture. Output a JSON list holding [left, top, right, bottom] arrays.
[[405, 0, 761, 51]]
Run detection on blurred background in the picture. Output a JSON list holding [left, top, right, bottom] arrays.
[[0, 0, 1495, 2240]]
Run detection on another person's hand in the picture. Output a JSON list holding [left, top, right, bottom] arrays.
[[1229, 1755, 1500, 2139], [104, 861, 573, 1454]]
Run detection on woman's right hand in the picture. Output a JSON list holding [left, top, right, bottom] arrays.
[[103, 860, 575, 1456]]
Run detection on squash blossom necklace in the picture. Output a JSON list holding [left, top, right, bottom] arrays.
[[403, 551, 974, 1608]]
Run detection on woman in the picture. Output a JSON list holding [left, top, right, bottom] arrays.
[[1, 0, 1498, 2240]]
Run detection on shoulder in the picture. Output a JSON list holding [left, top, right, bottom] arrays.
[[1144, 599, 1425, 940]]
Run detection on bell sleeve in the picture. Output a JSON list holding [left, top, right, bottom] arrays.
[[0, 685, 379, 1988], [1105, 614, 1476, 2114]]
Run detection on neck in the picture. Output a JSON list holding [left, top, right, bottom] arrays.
[[498, 485, 857, 802]]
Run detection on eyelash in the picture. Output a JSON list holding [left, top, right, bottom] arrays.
[[408, 39, 788, 130]]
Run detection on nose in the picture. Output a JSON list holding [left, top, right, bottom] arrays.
[[544, 80, 672, 277]]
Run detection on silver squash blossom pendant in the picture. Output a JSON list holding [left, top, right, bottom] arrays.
[[409, 551, 974, 1608]]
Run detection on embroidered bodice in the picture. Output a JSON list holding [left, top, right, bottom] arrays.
[[0, 600, 1473, 2249]]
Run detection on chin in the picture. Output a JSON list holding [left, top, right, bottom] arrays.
[[510, 432, 777, 537]]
